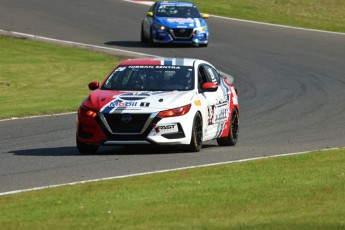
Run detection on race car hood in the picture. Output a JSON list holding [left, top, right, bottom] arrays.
[[155, 17, 206, 29], [82, 89, 195, 114]]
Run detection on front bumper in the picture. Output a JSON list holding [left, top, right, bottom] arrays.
[[77, 112, 193, 146], [152, 27, 208, 45]]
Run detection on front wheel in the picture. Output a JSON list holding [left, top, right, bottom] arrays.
[[217, 108, 239, 146], [140, 24, 147, 43], [186, 113, 203, 152], [149, 28, 156, 47]]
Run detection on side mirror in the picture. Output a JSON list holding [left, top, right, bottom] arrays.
[[201, 13, 209, 19], [202, 82, 218, 92], [88, 81, 99, 91], [146, 12, 154, 17]]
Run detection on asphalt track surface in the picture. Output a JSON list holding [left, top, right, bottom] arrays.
[[0, 0, 344, 193]]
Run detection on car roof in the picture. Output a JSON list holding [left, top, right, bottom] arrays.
[[156, 2, 197, 8], [119, 58, 199, 67]]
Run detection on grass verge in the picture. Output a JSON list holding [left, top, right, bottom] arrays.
[[184, 0, 345, 33], [0, 149, 344, 229], [0, 36, 119, 119]]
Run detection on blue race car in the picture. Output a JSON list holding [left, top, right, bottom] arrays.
[[141, 1, 209, 47]]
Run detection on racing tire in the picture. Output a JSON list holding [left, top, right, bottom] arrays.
[[77, 138, 99, 155], [140, 24, 147, 43], [199, 43, 208, 47], [149, 28, 156, 47], [217, 108, 239, 146], [187, 113, 203, 152]]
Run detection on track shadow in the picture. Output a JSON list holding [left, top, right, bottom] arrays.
[[104, 41, 146, 48], [83, 143, 218, 155], [105, 41, 199, 49], [8, 143, 218, 156], [9, 146, 79, 156]]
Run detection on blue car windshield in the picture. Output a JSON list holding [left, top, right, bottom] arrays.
[[102, 65, 194, 91], [156, 4, 201, 18]]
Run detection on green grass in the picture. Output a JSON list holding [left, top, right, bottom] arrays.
[[1, 149, 344, 229], [0, 36, 119, 119], [179, 0, 345, 33]]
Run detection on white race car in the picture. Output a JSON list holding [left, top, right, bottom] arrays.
[[77, 57, 239, 154]]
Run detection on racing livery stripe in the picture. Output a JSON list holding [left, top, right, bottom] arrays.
[[159, 58, 194, 67], [101, 103, 114, 113], [163, 60, 173, 66], [220, 78, 231, 102], [195, 18, 201, 28], [215, 80, 232, 138], [175, 58, 185, 66]]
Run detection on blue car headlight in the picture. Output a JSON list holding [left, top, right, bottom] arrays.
[[154, 24, 168, 30], [195, 26, 208, 32]]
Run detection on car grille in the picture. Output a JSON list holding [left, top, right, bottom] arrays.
[[170, 28, 194, 39], [102, 113, 152, 134]]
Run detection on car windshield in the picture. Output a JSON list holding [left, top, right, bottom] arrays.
[[102, 65, 194, 91], [156, 4, 201, 18]]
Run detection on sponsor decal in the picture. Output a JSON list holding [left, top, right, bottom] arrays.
[[154, 124, 178, 134], [208, 101, 229, 125], [140, 102, 150, 107], [108, 99, 137, 108], [101, 98, 141, 113], [194, 100, 202, 106], [127, 65, 180, 69], [167, 18, 195, 24]]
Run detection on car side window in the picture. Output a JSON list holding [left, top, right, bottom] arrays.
[[198, 65, 208, 89], [203, 65, 220, 84], [149, 3, 156, 13]]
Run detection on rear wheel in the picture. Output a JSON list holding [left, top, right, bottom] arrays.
[[217, 108, 239, 146], [187, 113, 203, 152], [77, 138, 99, 155]]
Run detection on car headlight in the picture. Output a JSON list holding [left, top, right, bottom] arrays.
[[154, 24, 168, 30], [79, 106, 97, 118], [195, 26, 208, 32], [158, 104, 191, 118]]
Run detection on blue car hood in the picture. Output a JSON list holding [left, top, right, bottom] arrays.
[[156, 17, 206, 29]]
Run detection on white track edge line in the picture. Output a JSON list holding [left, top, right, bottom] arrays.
[[0, 112, 77, 122], [0, 147, 340, 196], [210, 14, 345, 36], [0, 29, 158, 57]]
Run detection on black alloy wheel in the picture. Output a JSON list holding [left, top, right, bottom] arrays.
[[187, 113, 203, 152]]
